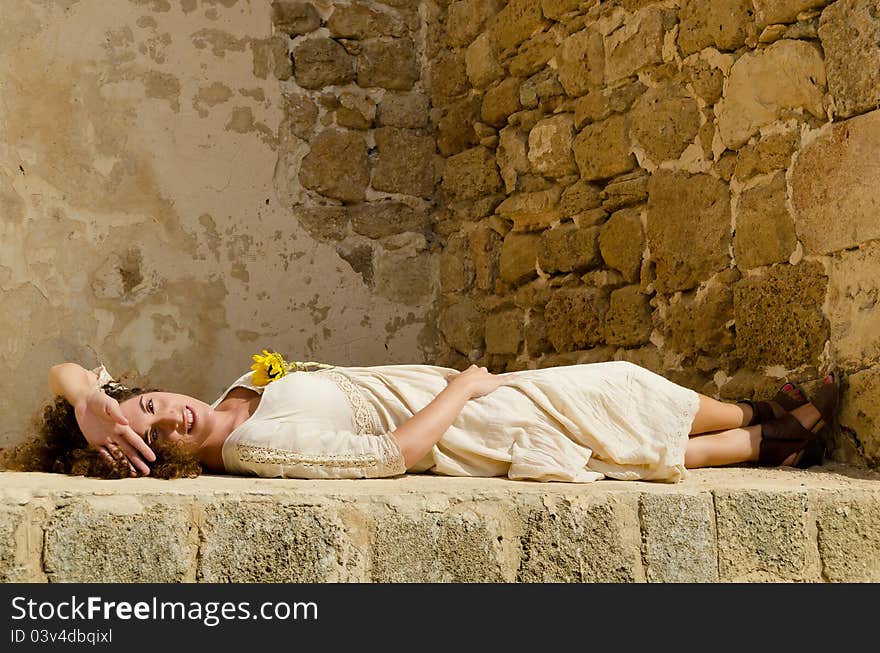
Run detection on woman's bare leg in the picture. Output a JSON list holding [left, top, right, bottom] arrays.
[[684, 402, 822, 468], [689, 394, 752, 435], [684, 426, 760, 468]]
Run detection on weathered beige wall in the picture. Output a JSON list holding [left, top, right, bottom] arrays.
[[430, 0, 880, 468], [0, 0, 442, 448]]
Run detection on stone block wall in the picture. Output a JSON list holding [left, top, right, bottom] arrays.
[[429, 0, 880, 468], [4, 470, 880, 582], [273, 1, 442, 309]]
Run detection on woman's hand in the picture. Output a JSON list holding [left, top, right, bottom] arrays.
[[444, 364, 516, 399], [73, 389, 156, 476]]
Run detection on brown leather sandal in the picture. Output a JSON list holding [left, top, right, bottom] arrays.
[[742, 381, 809, 426], [757, 374, 838, 468]]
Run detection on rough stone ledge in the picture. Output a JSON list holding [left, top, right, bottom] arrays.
[[2, 466, 879, 583]]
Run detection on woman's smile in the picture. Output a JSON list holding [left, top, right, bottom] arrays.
[[185, 406, 196, 433]]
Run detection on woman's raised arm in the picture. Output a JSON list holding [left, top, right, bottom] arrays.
[[48, 362, 156, 475], [48, 363, 99, 406]]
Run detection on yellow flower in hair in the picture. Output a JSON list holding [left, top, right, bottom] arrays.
[[250, 349, 289, 387]]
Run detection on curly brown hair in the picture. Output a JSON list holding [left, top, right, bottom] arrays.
[[1, 383, 202, 479]]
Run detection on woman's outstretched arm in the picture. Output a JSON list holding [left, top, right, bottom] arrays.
[[392, 365, 514, 469], [48, 363, 156, 475]]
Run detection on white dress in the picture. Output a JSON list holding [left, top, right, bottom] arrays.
[[205, 361, 700, 484]]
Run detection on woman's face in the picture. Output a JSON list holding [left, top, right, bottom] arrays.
[[119, 391, 215, 448]]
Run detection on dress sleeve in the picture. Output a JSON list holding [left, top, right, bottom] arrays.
[[229, 424, 406, 480], [91, 364, 118, 389]]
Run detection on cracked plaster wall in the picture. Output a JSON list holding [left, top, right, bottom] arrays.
[[0, 0, 442, 448]]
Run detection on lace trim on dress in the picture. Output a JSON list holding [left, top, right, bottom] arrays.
[[235, 434, 405, 476], [315, 369, 380, 436], [382, 434, 406, 475], [237, 444, 381, 469], [671, 390, 702, 469]]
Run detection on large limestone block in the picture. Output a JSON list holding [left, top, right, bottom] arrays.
[[44, 501, 194, 582], [357, 38, 420, 90], [438, 96, 481, 157], [817, 492, 880, 582], [573, 114, 636, 182], [560, 179, 603, 215], [733, 261, 829, 369], [481, 77, 522, 127], [509, 31, 558, 77], [717, 40, 826, 149], [470, 224, 503, 290], [447, 0, 504, 47], [292, 38, 355, 88], [715, 491, 811, 581], [827, 244, 880, 369], [485, 309, 525, 355], [0, 507, 33, 582], [601, 171, 648, 211], [516, 495, 641, 582], [375, 249, 435, 304], [604, 285, 652, 347], [544, 287, 610, 351], [527, 114, 577, 178], [499, 231, 540, 284], [296, 205, 349, 242], [599, 206, 643, 283], [328, 2, 406, 39], [372, 127, 436, 199], [734, 172, 797, 270], [604, 8, 668, 83], [557, 26, 605, 97], [678, 0, 757, 55], [441, 146, 502, 203], [538, 222, 602, 273], [541, 0, 591, 20], [350, 202, 429, 239], [440, 234, 475, 293], [734, 129, 799, 181], [631, 83, 701, 164], [791, 110, 880, 254], [371, 507, 508, 582], [525, 311, 553, 356], [520, 70, 565, 109], [489, 0, 548, 52], [838, 367, 880, 465], [664, 269, 738, 358], [497, 188, 563, 232], [299, 130, 370, 202], [574, 81, 645, 127], [336, 92, 376, 129], [465, 32, 504, 89], [646, 171, 731, 293], [439, 297, 485, 355], [754, 0, 832, 28], [200, 502, 362, 582], [430, 51, 469, 106], [640, 493, 718, 582], [377, 92, 429, 129], [819, 0, 880, 118], [271, 1, 321, 35], [683, 55, 726, 106]]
